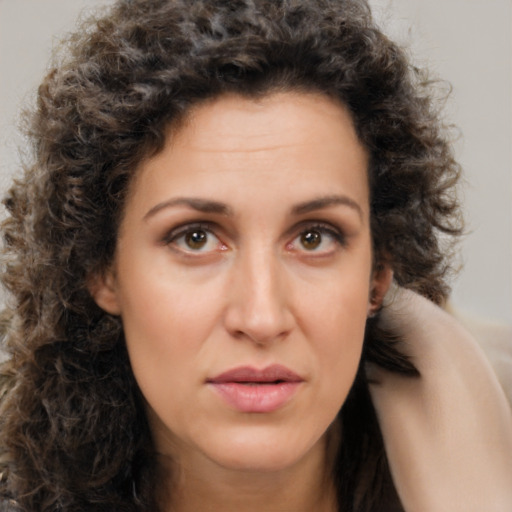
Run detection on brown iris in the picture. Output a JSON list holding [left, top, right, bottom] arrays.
[[300, 230, 322, 250], [185, 230, 208, 249]]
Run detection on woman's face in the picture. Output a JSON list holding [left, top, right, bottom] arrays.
[[92, 92, 389, 475]]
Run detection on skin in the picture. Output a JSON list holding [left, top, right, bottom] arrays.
[[92, 92, 391, 511]]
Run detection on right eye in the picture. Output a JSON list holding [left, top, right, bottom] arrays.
[[286, 222, 346, 256], [165, 224, 227, 254]]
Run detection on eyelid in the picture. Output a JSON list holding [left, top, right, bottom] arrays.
[[161, 219, 346, 254], [293, 220, 346, 239], [162, 221, 214, 243], [287, 220, 347, 251], [162, 221, 228, 255]]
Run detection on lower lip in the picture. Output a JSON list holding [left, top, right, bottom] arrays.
[[209, 382, 301, 413]]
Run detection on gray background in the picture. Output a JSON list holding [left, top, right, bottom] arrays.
[[1, 0, 511, 324]]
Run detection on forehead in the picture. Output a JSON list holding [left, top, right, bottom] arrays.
[[175, 91, 364, 154], [127, 91, 370, 219]]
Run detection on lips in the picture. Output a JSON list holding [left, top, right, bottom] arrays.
[[207, 365, 303, 413]]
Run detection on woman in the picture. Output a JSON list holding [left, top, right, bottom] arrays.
[[0, 1, 510, 511]]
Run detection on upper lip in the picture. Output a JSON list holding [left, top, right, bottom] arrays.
[[207, 364, 303, 384]]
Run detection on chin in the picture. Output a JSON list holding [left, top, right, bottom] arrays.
[[199, 426, 326, 474]]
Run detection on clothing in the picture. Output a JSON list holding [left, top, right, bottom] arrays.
[[450, 308, 512, 410], [369, 301, 512, 512]]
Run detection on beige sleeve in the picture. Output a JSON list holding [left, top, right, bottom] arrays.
[[368, 289, 512, 512]]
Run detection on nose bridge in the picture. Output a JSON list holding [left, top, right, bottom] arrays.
[[225, 242, 292, 343]]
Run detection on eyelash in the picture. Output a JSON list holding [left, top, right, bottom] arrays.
[[289, 223, 347, 252], [162, 222, 222, 248], [162, 221, 346, 255]]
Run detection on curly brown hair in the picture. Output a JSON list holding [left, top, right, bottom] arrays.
[[0, 0, 461, 511]]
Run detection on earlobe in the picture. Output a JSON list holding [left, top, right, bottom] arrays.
[[368, 264, 393, 317], [87, 270, 122, 316]]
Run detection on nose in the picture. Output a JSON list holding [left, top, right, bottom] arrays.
[[223, 246, 294, 345]]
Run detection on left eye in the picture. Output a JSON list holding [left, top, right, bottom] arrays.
[[167, 226, 225, 253], [291, 226, 344, 253]]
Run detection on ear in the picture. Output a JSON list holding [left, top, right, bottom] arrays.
[[87, 269, 122, 316], [368, 263, 393, 317]]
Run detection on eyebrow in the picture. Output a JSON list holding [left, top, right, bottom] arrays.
[[144, 197, 232, 220], [291, 195, 364, 219], [144, 194, 363, 221]]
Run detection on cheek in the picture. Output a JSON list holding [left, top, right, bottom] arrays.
[[118, 270, 222, 412], [120, 294, 217, 455], [117, 245, 222, 346], [302, 266, 371, 405], [301, 256, 371, 340]]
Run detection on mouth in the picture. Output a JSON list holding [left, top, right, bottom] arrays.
[[207, 365, 304, 413]]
